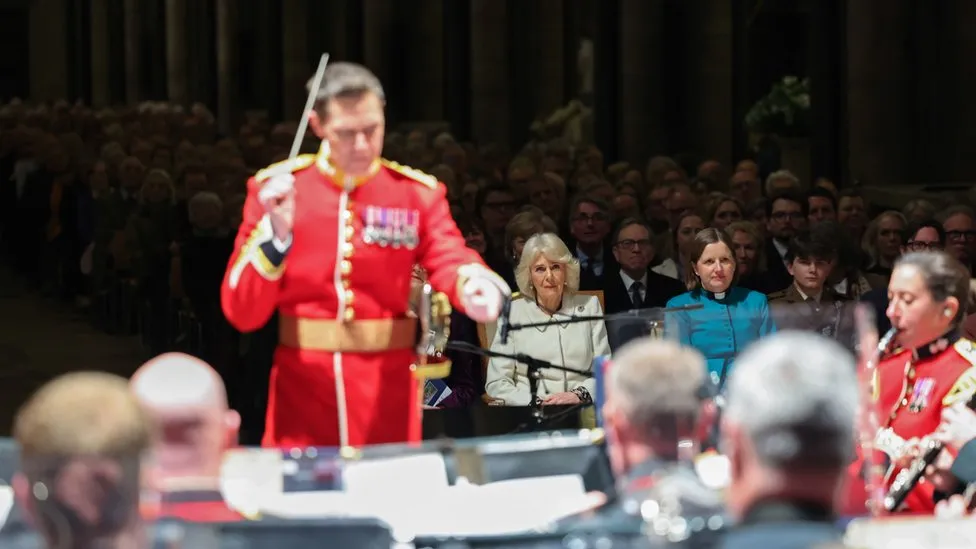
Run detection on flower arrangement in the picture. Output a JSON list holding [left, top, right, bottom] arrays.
[[744, 76, 812, 138]]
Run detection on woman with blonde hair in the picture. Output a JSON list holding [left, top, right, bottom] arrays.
[[486, 233, 610, 406]]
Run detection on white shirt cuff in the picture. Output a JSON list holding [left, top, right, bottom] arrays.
[[272, 234, 293, 252]]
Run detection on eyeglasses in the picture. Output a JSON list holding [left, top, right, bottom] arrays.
[[615, 238, 652, 250], [906, 240, 943, 251], [946, 230, 976, 241], [771, 211, 803, 221]]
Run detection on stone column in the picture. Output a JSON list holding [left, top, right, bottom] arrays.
[[165, 0, 188, 106], [403, 0, 445, 121], [89, 0, 111, 107], [937, 2, 976, 182], [362, 0, 393, 90], [525, 0, 565, 119], [281, 0, 309, 120], [28, 0, 69, 100], [215, 0, 238, 134], [469, 0, 509, 146], [681, 0, 734, 164], [618, 0, 666, 165], [123, 0, 142, 103], [845, 1, 911, 186]]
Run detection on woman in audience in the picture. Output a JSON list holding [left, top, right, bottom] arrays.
[[486, 233, 610, 406], [666, 228, 775, 390], [862, 210, 907, 283], [705, 194, 743, 231], [723, 221, 776, 293], [655, 210, 704, 280], [486, 210, 558, 290]]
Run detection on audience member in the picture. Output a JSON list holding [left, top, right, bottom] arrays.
[[721, 331, 856, 549]]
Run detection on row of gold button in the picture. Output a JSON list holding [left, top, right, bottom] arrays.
[[340, 205, 356, 321]]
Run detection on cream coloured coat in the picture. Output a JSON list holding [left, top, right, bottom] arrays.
[[485, 293, 610, 405]]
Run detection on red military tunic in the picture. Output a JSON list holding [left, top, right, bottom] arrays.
[[843, 335, 976, 515], [221, 144, 490, 449]]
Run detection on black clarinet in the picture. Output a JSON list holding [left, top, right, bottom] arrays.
[[884, 438, 943, 512], [883, 392, 976, 512]]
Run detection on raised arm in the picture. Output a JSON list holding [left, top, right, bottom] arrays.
[[220, 177, 286, 332]]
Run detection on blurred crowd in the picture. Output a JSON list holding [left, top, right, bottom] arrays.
[[6, 93, 976, 546], [6, 96, 976, 435]]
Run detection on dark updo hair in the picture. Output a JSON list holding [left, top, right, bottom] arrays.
[[685, 228, 739, 291], [894, 251, 970, 324]]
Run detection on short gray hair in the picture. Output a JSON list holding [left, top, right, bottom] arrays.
[[724, 331, 857, 470], [608, 340, 706, 433], [764, 169, 801, 195], [514, 233, 580, 298], [308, 62, 386, 112]]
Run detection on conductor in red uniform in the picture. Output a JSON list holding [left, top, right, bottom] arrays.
[[221, 62, 509, 448], [844, 251, 976, 515]]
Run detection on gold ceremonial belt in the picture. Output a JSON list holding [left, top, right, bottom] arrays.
[[278, 315, 417, 352]]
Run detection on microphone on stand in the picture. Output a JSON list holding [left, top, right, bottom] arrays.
[[499, 295, 513, 345]]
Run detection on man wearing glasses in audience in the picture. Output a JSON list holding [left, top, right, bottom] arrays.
[[861, 220, 946, 336], [568, 195, 615, 290], [604, 218, 685, 350], [764, 191, 808, 293], [938, 205, 976, 274]]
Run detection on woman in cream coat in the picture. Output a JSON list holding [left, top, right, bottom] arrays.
[[486, 233, 610, 406]]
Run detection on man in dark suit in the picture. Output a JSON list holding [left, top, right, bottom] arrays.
[[764, 190, 808, 293], [604, 218, 686, 351], [567, 194, 616, 291]]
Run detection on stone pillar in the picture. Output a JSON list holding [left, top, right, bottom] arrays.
[[90, 0, 111, 107], [618, 0, 665, 165], [123, 0, 142, 103], [165, 0, 188, 106], [526, 0, 564, 118], [469, 0, 509, 146], [845, 1, 911, 186], [403, 0, 445, 121], [937, 2, 976, 182], [281, 0, 309, 119], [681, 0, 734, 164], [215, 0, 238, 134], [362, 0, 393, 85], [28, 0, 69, 100]]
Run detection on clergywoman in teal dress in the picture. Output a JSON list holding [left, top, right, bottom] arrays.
[[666, 228, 775, 390]]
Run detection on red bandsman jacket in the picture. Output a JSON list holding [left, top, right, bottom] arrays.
[[844, 335, 976, 515], [221, 144, 497, 448]]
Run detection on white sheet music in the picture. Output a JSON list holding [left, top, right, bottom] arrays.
[[0, 486, 13, 530]]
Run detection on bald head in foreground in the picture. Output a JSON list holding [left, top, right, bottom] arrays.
[[131, 353, 239, 491]]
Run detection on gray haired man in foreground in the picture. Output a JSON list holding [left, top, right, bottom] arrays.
[[719, 331, 857, 549]]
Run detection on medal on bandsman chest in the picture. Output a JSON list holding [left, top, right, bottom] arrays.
[[362, 206, 420, 250], [907, 377, 935, 413]]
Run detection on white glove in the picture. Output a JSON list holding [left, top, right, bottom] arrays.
[[257, 173, 296, 243], [459, 267, 510, 323]]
